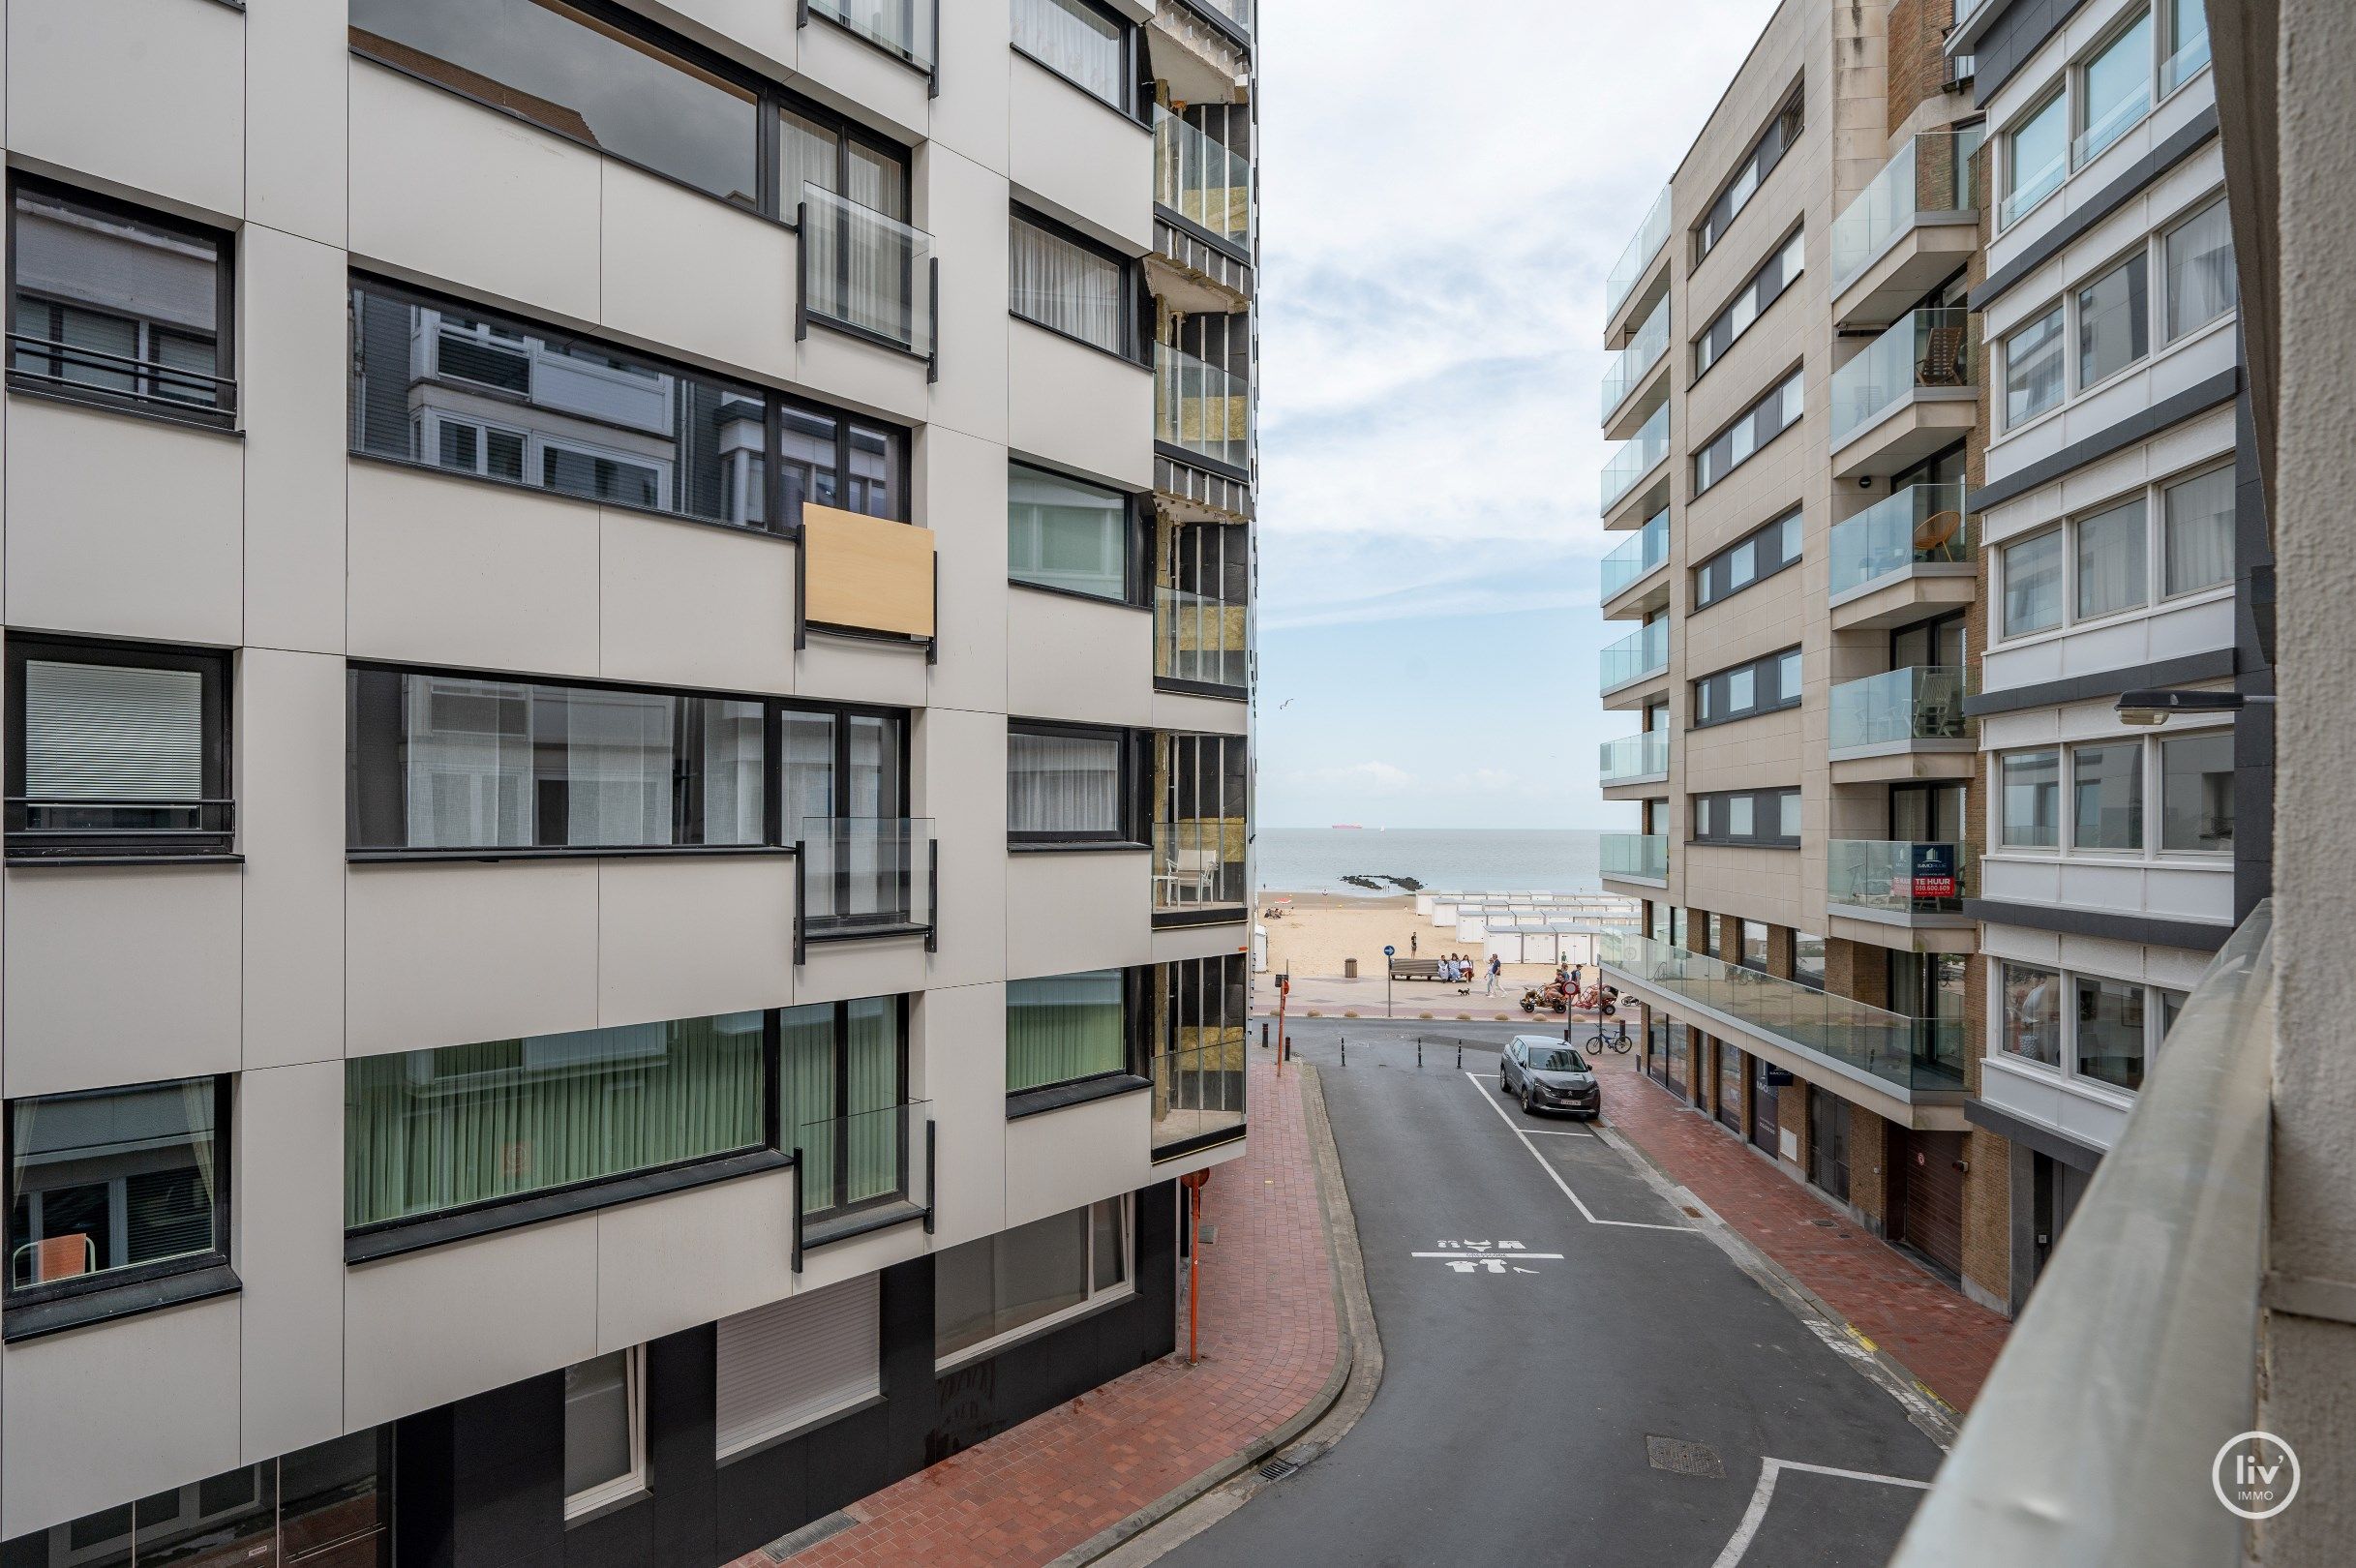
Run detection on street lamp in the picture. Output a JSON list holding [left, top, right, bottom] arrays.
[[2113, 689, 2277, 727]]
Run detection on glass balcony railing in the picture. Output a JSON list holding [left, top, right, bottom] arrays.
[[1600, 509, 1670, 601], [1155, 342, 1252, 471], [1601, 295, 1670, 418], [808, 0, 934, 69], [1828, 839, 1967, 917], [1601, 403, 1670, 510], [2161, 26, 2212, 94], [1598, 730, 1670, 787], [1191, 0, 1254, 34], [1598, 932, 1967, 1094], [1153, 819, 1247, 913], [1599, 619, 1669, 693], [1600, 832, 1669, 882], [2074, 84, 2152, 170], [1831, 307, 1976, 445], [802, 184, 934, 355], [1151, 1041, 1247, 1152], [1156, 586, 1249, 689], [1605, 186, 1672, 324], [1830, 129, 1985, 291], [1827, 666, 1973, 754], [800, 818, 935, 938], [793, 1100, 930, 1223], [1155, 108, 1251, 246], [1999, 150, 2066, 228], [1827, 482, 1971, 599]]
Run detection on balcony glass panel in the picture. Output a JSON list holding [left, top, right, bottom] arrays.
[[1599, 620, 1669, 694], [1598, 731, 1670, 786], [1155, 342, 1252, 471], [1605, 187, 1672, 324], [1598, 933, 1966, 1093], [809, 0, 935, 69], [1828, 839, 1967, 916], [803, 185, 934, 353], [1601, 403, 1670, 510], [1600, 510, 1670, 601], [1601, 295, 1669, 418], [1156, 586, 1249, 689], [1830, 307, 1976, 444], [1829, 129, 1985, 291], [1827, 666, 1974, 754], [2162, 5, 2212, 94], [1827, 483, 1971, 598], [2074, 12, 2154, 168], [1151, 1043, 1247, 1151], [1191, 0, 1254, 33], [1153, 819, 1247, 913], [792, 1100, 929, 1221], [1155, 108, 1251, 245], [800, 818, 935, 936], [1600, 832, 1668, 882]]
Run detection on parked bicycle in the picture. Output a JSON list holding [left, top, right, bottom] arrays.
[[1586, 1017, 1633, 1055]]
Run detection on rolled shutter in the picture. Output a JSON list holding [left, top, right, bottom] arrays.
[[24, 658, 203, 800], [714, 1274, 880, 1457]]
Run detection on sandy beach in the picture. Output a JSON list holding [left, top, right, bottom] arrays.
[[1254, 889, 1587, 1021]]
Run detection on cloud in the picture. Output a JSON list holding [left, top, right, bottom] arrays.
[[1285, 760, 1419, 794]]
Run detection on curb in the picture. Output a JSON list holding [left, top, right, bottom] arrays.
[[1049, 1059, 1379, 1566]]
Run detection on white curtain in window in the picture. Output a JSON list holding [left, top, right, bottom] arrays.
[[564, 688, 675, 847], [1011, 218, 1122, 353], [2074, 498, 2148, 619], [1009, 730, 1120, 833], [2162, 466, 2235, 595], [407, 678, 533, 848], [701, 700, 766, 846], [1012, 0, 1122, 106], [2165, 200, 2237, 340]]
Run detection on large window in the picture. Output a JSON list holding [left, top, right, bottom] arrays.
[[2071, 742, 2144, 850], [2001, 962, 2064, 1067], [2164, 200, 2237, 341], [1999, 528, 2066, 635], [1009, 463, 1135, 601], [344, 1012, 771, 1230], [1999, 960, 2186, 1096], [1692, 647, 1802, 728], [563, 1348, 644, 1520], [1694, 368, 1803, 494], [1007, 970, 1132, 1093], [2162, 465, 2236, 595], [1011, 0, 1136, 113], [349, 276, 906, 530], [1696, 89, 1803, 259], [6, 1077, 228, 1305], [1692, 788, 1801, 848], [934, 1196, 1130, 1365], [8, 638, 234, 860], [1999, 732, 2233, 858], [1694, 226, 1805, 379], [1150, 954, 1248, 1151], [2074, 974, 2148, 1091], [1009, 724, 1130, 842], [1997, 465, 2237, 645], [2000, 750, 2061, 848], [1010, 210, 1136, 358], [2075, 254, 2150, 389], [2160, 730, 2234, 853], [2000, 89, 2069, 227], [2001, 304, 2067, 429], [784, 705, 916, 932], [1155, 733, 1248, 915], [1692, 507, 1801, 610], [8, 177, 234, 426], [780, 996, 910, 1222], [2077, 10, 2155, 166], [2073, 497, 2148, 619]]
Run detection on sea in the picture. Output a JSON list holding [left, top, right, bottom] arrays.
[[1254, 828, 1603, 897]]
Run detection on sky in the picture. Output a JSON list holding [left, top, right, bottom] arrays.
[[1252, 0, 1782, 830]]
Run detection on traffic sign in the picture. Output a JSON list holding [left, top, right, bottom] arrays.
[[1384, 945, 1396, 956]]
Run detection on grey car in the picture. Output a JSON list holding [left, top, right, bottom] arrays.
[[1498, 1036, 1600, 1118]]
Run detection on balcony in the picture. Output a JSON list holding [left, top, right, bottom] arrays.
[[800, 184, 935, 363], [795, 817, 936, 961], [793, 1100, 933, 1251], [1601, 295, 1670, 436], [1604, 186, 1672, 343], [800, 503, 937, 646], [1598, 932, 1967, 1103], [1156, 586, 1249, 691], [1599, 832, 1668, 885], [1151, 1042, 1246, 1157], [1189, 0, 1253, 35], [1827, 666, 1975, 782], [1829, 307, 1978, 478], [2073, 83, 2151, 172], [1598, 619, 1669, 704], [1155, 107, 1251, 249], [1155, 342, 1252, 474], [1827, 840, 1975, 942], [1153, 819, 1247, 922], [1827, 482, 1975, 630], [807, 0, 935, 71], [2161, 23, 2211, 95], [1829, 130, 1983, 329], [1600, 509, 1670, 615], [1601, 403, 1670, 518], [1598, 731, 1670, 792]]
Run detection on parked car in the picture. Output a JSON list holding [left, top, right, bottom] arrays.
[[1497, 1036, 1601, 1118]]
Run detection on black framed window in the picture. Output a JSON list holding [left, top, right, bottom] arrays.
[[1154, 732, 1247, 917], [6, 1075, 231, 1308], [1007, 969, 1140, 1093], [1150, 953, 1248, 1151], [1695, 225, 1805, 379], [1009, 722, 1135, 843], [1696, 87, 1803, 259], [1693, 788, 1802, 848], [1011, 0, 1144, 117], [1009, 462, 1141, 603], [1693, 506, 1802, 610], [780, 995, 912, 1222], [7, 637, 233, 860], [1010, 208, 1143, 360], [349, 275, 907, 532], [8, 176, 236, 428], [1738, 920, 1769, 973], [1156, 519, 1251, 689], [1695, 367, 1803, 494], [783, 704, 918, 934], [1692, 646, 1803, 728]]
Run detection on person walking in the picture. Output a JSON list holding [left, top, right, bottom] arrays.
[[1484, 953, 1502, 995], [1409, 930, 1419, 957]]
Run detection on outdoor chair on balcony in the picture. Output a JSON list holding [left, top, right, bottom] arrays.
[[1918, 327, 1969, 387], [1913, 509, 1964, 561]]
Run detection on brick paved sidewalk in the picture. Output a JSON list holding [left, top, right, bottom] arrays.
[[734, 1055, 1339, 1567], [1595, 1053, 2009, 1414]]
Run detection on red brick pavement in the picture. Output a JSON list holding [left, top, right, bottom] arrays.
[[1595, 1052, 2009, 1413], [733, 1056, 1337, 1567]]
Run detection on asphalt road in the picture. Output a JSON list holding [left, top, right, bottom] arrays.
[[1165, 1017, 1945, 1568]]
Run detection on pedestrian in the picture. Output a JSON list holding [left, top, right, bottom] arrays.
[[1485, 953, 1502, 995], [1410, 930, 1419, 957]]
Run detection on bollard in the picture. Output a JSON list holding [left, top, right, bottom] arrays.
[[1457, 1042, 1464, 1070], [1259, 1020, 1269, 1049], [1340, 1036, 1346, 1068], [1417, 1037, 1424, 1069]]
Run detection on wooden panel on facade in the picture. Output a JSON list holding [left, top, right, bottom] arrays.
[[802, 503, 935, 638]]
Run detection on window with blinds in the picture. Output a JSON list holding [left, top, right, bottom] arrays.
[[714, 1274, 881, 1457], [1008, 724, 1129, 841], [7, 639, 231, 858]]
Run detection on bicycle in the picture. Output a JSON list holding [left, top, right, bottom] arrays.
[[1585, 1018, 1633, 1055]]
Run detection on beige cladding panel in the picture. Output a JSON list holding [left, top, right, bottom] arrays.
[[802, 503, 940, 640]]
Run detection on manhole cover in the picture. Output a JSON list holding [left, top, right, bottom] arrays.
[[1646, 1436, 1725, 1478], [1257, 1457, 1299, 1482]]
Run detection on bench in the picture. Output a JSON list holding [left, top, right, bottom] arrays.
[[1387, 959, 1455, 982]]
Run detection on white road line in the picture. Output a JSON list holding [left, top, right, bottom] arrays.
[[1521, 1127, 1599, 1138], [1408, 1251, 1567, 1260], [1461, 1073, 1698, 1233], [1711, 1459, 1933, 1568]]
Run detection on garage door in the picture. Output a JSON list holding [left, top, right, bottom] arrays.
[[1901, 1131, 1967, 1279]]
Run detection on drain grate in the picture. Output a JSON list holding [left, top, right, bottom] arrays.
[[1646, 1436, 1725, 1478], [1809, 1218, 1839, 1228], [1256, 1456, 1300, 1482], [763, 1510, 860, 1561]]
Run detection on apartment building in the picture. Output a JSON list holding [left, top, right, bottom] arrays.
[[1944, 0, 2260, 1312], [0, 2, 1255, 1565]]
